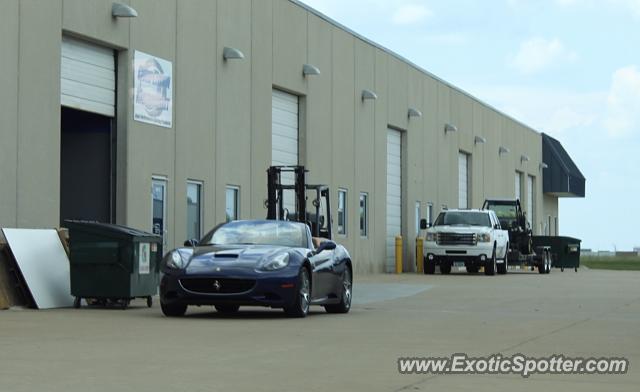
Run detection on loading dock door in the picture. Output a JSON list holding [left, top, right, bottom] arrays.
[[458, 152, 469, 209], [386, 129, 402, 272], [61, 36, 115, 117], [272, 89, 299, 216]]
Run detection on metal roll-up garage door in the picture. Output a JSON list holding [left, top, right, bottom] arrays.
[[272, 89, 299, 215], [386, 129, 402, 272], [458, 152, 469, 209], [61, 36, 115, 117], [527, 175, 534, 228]]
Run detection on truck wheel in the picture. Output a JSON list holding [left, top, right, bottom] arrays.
[[424, 257, 436, 274], [546, 253, 552, 274], [440, 261, 452, 275], [484, 249, 496, 276], [497, 247, 508, 275]]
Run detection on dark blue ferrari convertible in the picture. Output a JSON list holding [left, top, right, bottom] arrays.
[[160, 220, 352, 317]]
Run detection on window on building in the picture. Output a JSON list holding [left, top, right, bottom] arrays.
[[359, 193, 368, 237], [415, 201, 421, 234], [225, 186, 239, 222], [338, 189, 347, 235], [186, 181, 202, 240], [458, 152, 470, 208]]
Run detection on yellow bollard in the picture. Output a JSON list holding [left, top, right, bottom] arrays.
[[395, 235, 403, 274], [416, 237, 424, 274]]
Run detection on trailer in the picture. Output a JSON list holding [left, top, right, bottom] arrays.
[[482, 199, 552, 274]]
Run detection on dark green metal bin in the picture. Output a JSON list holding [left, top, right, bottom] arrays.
[[532, 236, 581, 272], [64, 220, 163, 309]]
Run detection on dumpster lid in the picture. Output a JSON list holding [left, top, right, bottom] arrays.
[[63, 220, 161, 241]]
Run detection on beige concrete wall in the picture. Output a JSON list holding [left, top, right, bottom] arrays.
[[0, 0, 558, 273]]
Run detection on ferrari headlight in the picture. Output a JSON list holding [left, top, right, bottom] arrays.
[[166, 251, 187, 269], [259, 253, 290, 271], [425, 232, 436, 242], [478, 233, 491, 243]]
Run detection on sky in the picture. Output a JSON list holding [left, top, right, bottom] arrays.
[[300, 0, 640, 252]]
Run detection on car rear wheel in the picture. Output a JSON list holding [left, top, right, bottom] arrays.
[[161, 302, 187, 317], [424, 257, 436, 274], [485, 248, 497, 276], [440, 261, 452, 275], [284, 268, 310, 318], [215, 304, 240, 314], [325, 267, 352, 314]]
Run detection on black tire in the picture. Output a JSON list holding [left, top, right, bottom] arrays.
[[73, 297, 81, 309], [485, 248, 497, 276], [215, 304, 240, 314], [424, 257, 436, 274], [284, 268, 310, 318], [440, 261, 452, 275], [146, 296, 153, 308], [497, 246, 508, 275], [546, 253, 552, 274], [466, 265, 479, 274], [161, 302, 187, 317], [325, 267, 352, 314]]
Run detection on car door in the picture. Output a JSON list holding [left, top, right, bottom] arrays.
[[307, 245, 335, 300], [491, 212, 508, 258]]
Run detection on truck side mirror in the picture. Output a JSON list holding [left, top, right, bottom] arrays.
[[420, 219, 428, 230]]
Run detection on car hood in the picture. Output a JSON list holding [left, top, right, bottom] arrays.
[[428, 225, 491, 234], [178, 245, 305, 274]]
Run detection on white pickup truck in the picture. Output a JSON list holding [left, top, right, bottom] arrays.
[[422, 209, 509, 275]]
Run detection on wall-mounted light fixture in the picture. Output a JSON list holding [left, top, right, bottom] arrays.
[[361, 89, 378, 101], [539, 162, 549, 170], [112, 2, 138, 18], [303, 64, 321, 77], [223, 47, 245, 60], [474, 136, 486, 145], [520, 155, 530, 164], [408, 108, 422, 118], [444, 123, 457, 133], [499, 146, 510, 156]]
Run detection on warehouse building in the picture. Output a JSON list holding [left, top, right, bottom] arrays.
[[0, 0, 584, 274]]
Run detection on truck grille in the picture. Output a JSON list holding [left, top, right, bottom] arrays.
[[436, 233, 477, 246], [179, 278, 256, 294]]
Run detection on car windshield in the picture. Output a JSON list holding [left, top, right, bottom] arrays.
[[201, 221, 307, 248], [434, 212, 491, 227], [488, 203, 517, 227]]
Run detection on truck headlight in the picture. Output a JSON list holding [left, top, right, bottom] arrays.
[[478, 233, 491, 243], [258, 253, 290, 271], [425, 232, 436, 242], [166, 251, 187, 269]]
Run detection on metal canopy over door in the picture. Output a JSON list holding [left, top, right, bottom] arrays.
[[61, 36, 115, 117], [386, 129, 402, 272], [458, 152, 469, 209], [272, 89, 299, 216]]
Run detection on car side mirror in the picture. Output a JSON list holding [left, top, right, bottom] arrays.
[[420, 219, 428, 230], [183, 239, 199, 247], [309, 240, 337, 257]]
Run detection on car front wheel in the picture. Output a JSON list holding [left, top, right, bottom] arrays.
[[485, 248, 497, 276], [161, 302, 187, 317], [284, 268, 310, 318], [424, 257, 436, 274]]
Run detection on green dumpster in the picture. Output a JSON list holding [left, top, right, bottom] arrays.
[[64, 220, 163, 309], [532, 236, 581, 272]]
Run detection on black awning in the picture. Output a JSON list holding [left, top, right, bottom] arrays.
[[542, 133, 585, 198]]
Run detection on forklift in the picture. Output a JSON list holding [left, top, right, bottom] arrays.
[[266, 166, 333, 240]]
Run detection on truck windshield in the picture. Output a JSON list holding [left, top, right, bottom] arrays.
[[434, 212, 491, 227]]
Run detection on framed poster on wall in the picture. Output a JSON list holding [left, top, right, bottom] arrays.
[[133, 50, 173, 128]]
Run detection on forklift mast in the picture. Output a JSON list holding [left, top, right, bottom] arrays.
[[266, 166, 333, 240]]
